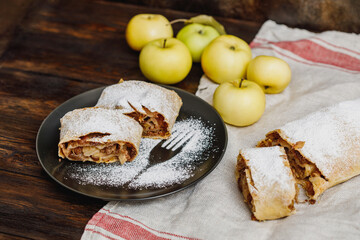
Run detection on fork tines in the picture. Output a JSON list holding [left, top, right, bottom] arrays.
[[162, 131, 195, 151]]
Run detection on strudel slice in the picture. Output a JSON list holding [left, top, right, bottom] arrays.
[[236, 146, 297, 221], [58, 107, 142, 164], [258, 98, 360, 202], [96, 80, 182, 139]]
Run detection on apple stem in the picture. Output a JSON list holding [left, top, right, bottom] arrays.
[[239, 78, 244, 88], [169, 19, 189, 25], [163, 39, 167, 48]]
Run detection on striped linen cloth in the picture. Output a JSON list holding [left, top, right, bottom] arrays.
[[82, 20, 360, 240]]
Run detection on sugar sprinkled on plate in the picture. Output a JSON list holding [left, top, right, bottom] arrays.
[[65, 117, 215, 189]]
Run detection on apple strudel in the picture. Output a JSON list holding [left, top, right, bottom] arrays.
[[58, 107, 142, 164], [257, 99, 360, 202], [96, 80, 182, 139], [236, 146, 297, 221]]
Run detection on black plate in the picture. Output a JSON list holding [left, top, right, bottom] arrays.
[[36, 85, 227, 201]]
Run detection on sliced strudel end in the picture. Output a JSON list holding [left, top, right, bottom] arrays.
[[258, 98, 360, 202], [58, 107, 142, 164], [96, 80, 182, 139], [236, 146, 297, 221]]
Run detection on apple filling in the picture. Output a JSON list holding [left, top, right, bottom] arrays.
[[257, 131, 327, 202], [124, 106, 169, 138], [236, 156, 257, 220], [59, 133, 137, 164]]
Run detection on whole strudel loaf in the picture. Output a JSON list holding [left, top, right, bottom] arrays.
[[258, 98, 360, 202]]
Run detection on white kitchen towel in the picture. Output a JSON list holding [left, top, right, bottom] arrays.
[[82, 20, 360, 240]]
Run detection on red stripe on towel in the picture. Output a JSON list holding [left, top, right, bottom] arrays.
[[250, 38, 360, 72], [85, 209, 199, 240], [273, 39, 360, 71], [312, 37, 360, 55], [84, 228, 119, 240], [88, 213, 169, 240]]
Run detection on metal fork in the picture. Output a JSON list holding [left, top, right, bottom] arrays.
[[148, 130, 195, 165], [129, 130, 195, 183]]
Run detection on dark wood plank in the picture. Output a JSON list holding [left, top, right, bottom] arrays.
[[0, 232, 30, 240], [0, 170, 105, 240], [0, 67, 101, 104], [0, 68, 102, 177], [0, 0, 40, 56]]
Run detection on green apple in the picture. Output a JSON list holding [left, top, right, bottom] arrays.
[[126, 14, 173, 51], [139, 38, 192, 84], [201, 35, 252, 84], [176, 23, 220, 62], [213, 79, 265, 127], [247, 55, 291, 94]]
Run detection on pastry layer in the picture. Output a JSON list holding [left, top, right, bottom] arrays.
[[96, 80, 182, 139], [58, 107, 142, 164], [236, 146, 297, 221]]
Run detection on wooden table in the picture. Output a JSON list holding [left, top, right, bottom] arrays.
[[0, 0, 261, 239]]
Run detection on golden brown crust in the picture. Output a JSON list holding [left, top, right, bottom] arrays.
[[236, 146, 297, 221]]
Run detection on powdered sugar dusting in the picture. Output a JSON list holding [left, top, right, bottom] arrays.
[[59, 107, 142, 147], [64, 117, 216, 189], [241, 146, 295, 194], [95, 81, 182, 130], [280, 98, 360, 179]]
